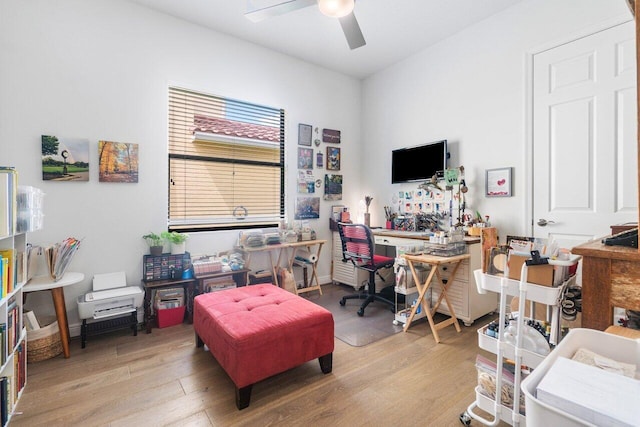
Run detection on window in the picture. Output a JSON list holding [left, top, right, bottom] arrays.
[[168, 87, 285, 231]]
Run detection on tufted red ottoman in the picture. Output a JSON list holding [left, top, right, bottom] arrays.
[[194, 284, 334, 410]]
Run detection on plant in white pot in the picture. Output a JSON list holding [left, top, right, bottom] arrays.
[[162, 231, 189, 255], [143, 232, 165, 256]]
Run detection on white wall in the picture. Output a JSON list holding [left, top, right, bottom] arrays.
[[361, 0, 631, 238], [0, 0, 362, 331]]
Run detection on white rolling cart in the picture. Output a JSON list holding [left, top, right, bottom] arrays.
[[460, 254, 581, 427]]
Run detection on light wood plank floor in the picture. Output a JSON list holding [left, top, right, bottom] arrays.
[[12, 291, 504, 427]]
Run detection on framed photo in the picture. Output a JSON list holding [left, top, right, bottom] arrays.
[[298, 147, 313, 169], [295, 196, 320, 219], [298, 123, 312, 146], [324, 174, 342, 201], [322, 128, 341, 143], [326, 146, 340, 170], [485, 167, 512, 197]]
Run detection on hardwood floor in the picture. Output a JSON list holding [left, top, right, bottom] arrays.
[[13, 291, 503, 427]]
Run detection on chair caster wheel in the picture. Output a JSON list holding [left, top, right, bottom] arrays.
[[393, 320, 399, 326], [357, 308, 364, 317], [339, 299, 346, 306]]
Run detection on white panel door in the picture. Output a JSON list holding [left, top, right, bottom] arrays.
[[532, 21, 637, 248]]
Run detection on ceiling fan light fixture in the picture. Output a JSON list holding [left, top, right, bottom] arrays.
[[317, 0, 354, 18]]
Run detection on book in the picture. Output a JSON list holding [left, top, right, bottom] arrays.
[[0, 258, 7, 298], [0, 250, 14, 295]]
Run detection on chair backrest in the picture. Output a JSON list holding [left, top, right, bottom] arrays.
[[337, 223, 375, 269]]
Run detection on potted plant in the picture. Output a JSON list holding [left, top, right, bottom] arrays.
[[143, 232, 164, 256], [162, 231, 189, 255]]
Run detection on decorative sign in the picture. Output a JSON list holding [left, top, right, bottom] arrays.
[[322, 128, 341, 143]]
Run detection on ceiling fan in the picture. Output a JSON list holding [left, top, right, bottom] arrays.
[[245, 0, 366, 50]]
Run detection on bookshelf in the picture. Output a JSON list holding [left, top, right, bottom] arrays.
[[0, 167, 27, 426]]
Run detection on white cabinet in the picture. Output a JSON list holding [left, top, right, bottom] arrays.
[[0, 168, 29, 424], [0, 233, 27, 425], [331, 232, 394, 290]]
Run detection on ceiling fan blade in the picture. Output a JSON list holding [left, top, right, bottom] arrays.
[[339, 12, 366, 50], [245, 0, 316, 23]]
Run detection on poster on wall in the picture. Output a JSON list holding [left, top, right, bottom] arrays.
[[295, 196, 320, 219], [297, 170, 315, 194], [298, 147, 313, 169], [41, 135, 89, 181], [98, 140, 139, 183], [326, 147, 340, 170], [323, 174, 342, 201], [322, 128, 341, 143]]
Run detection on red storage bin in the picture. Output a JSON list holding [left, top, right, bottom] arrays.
[[157, 306, 186, 328]]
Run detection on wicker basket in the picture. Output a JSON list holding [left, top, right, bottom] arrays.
[[27, 320, 63, 362]]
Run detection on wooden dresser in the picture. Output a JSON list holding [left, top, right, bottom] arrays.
[[572, 239, 640, 330]]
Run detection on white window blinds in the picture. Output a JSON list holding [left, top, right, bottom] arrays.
[[168, 87, 285, 231]]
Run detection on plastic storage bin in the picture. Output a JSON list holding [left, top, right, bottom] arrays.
[[521, 328, 640, 427], [156, 306, 185, 328]]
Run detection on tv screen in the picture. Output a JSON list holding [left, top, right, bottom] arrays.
[[391, 140, 448, 184]]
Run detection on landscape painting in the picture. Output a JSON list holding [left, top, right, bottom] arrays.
[[41, 135, 89, 181], [99, 140, 139, 183]]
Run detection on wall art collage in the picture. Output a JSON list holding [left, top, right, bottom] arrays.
[[295, 123, 342, 220]]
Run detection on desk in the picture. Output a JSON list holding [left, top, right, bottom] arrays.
[[24, 272, 85, 358], [243, 240, 326, 296], [572, 239, 640, 330], [401, 253, 469, 343]]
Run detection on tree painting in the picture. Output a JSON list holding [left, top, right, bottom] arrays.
[[41, 135, 90, 181], [98, 141, 139, 183]]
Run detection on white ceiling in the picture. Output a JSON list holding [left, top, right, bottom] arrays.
[[126, 0, 525, 79]]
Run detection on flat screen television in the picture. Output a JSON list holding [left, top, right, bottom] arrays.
[[391, 140, 448, 184]]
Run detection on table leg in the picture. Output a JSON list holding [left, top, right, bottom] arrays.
[[144, 288, 152, 334], [403, 262, 437, 333], [51, 287, 71, 358]]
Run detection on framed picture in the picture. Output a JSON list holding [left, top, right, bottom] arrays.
[[485, 167, 512, 197], [298, 123, 312, 146], [295, 196, 320, 219], [298, 147, 313, 169], [98, 140, 139, 183], [41, 135, 90, 181], [322, 128, 341, 143], [326, 146, 340, 170], [324, 174, 342, 201]]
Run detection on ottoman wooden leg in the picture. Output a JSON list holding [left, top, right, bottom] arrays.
[[195, 333, 204, 348], [319, 353, 333, 374], [236, 385, 253, 410]]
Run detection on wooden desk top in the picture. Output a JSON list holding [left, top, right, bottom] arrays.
[[401, 252, 470, 265], [240, 239, 326, 252], [572, 238, 640, 262], [373, 229, 480, 244]]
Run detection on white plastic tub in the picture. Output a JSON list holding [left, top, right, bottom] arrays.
[[521, 328, 640, 427]]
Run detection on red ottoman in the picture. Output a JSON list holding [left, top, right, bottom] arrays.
[[194, 284, 334, 410]]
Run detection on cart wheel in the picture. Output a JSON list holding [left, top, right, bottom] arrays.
[[459, 411, 471, 426]]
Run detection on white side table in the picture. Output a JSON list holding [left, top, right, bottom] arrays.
[[24, 272, 85, 358]]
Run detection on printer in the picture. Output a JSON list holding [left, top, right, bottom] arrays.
[[77, 271, 144, 320]]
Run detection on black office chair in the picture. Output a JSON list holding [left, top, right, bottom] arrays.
[[337, 223, 395, 316]]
